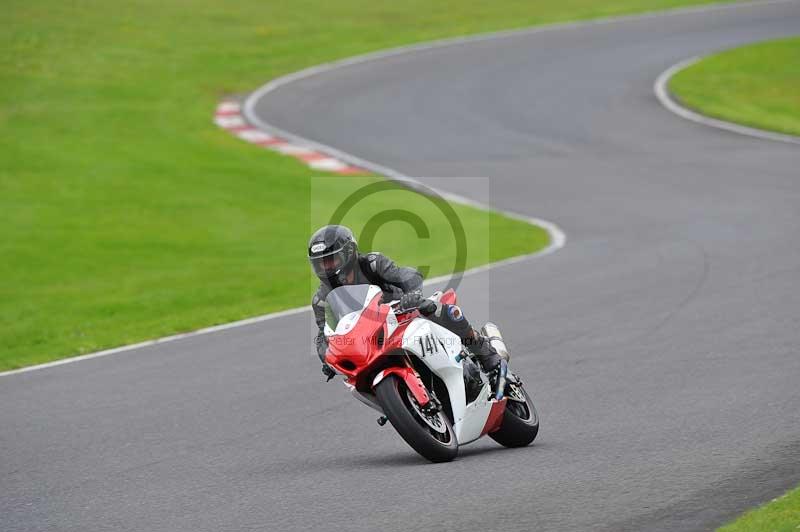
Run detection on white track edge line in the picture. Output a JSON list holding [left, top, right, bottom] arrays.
[[5, 0, 784, 379], [0, 240, 560, 379], [654, 55, 800, 145], [0, 306, 312, 378], [245, 0, 794, 107], [242, 0, 795, 129]]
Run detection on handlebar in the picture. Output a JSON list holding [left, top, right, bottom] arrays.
[[386, 298, 436, 317]]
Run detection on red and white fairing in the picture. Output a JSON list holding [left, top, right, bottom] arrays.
[[324, 285, 506, 446]]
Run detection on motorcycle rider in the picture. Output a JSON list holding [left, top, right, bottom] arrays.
[[308, 224, 502, 381]]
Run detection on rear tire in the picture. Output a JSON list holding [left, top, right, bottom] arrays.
[[490, 383, 539, 448], [375, 375, 459, 463]]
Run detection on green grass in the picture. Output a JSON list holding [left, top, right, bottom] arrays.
[[1, 0, 738, 371], [670, 37, 800, 136], [718, 484, 800, 532]]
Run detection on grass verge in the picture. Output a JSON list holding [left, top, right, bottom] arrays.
[[670, 37, 800, 136], [2, 0, 738, 371], [718, 484, 800, 532]]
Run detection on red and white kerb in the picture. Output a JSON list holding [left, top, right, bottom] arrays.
[[214, 101, 366, 175]]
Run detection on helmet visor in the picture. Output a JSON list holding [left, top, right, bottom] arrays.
[[309, 245, 353, 280]]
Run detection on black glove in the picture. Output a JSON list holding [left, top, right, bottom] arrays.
[[381, 287, 404, 304], [321, 363, 336, 381], [398, 290, 423, 311], [418, 299, 437, 316]]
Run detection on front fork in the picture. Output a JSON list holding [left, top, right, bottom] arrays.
[[494, 359, 508, 401]]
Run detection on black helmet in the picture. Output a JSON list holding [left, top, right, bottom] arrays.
[[308, 225, 358, 287]]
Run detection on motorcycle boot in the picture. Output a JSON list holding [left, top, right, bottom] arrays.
[[425, 300, 502, 373], [465, 331, 502, 373]]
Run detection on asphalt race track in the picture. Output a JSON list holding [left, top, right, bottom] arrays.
[[3, 2, 800, 531]]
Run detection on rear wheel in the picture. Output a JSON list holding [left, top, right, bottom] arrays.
[[490, 382, 539, 448], [375, 375, 458, 462]]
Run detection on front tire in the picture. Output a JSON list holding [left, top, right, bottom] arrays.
[[490, 382, 539, 448], [375, 375, 458, 463]]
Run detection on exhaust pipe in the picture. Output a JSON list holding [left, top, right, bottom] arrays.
[[482, 322, 510, 362]]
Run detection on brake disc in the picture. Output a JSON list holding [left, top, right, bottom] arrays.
[[506, 383, 527, 403], [405, 389, 447, 434]]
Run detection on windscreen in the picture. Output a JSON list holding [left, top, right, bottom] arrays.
[[325, 284, 381, 332]]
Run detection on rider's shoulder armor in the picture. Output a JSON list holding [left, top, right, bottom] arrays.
[[357, 252, 391, 288], [364, 252, 381, 272]]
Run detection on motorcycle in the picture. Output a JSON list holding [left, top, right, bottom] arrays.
[[323, 284, 539, 462]]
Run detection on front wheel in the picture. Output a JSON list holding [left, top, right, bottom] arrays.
[[375, 375, 458, 463], [490, 381, 539, 448]]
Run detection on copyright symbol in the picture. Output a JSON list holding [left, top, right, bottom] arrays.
[[326, 179, 468, 293]]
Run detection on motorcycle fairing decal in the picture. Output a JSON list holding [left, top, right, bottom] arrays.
[[401, 319, 463, 368], [334, 311, 361, 335], [480, 399, 507, 436], [437, 338, 447, 352], [385, 310, 398, 338], [447, 305, 463, 321]]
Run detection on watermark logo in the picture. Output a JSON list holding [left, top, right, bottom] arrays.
[[325, 179, 468, 290], [310, 175, 490, 359]]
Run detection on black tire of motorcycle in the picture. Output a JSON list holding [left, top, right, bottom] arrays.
[[489, 385, 539, 448], [375, 375, 459, 463]]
